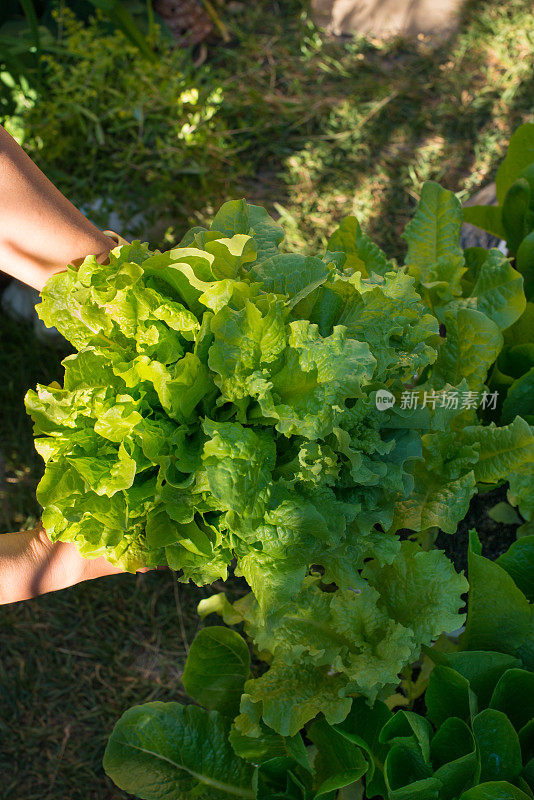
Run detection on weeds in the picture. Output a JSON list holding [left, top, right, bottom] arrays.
[[0, 1, 533, 795]]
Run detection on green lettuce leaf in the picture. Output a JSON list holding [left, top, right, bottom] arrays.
[[391, 433, 477, 535], [181, 627, 250, 716], [103, 702, 254, 799], [430, 308, 503, 390], [467, 249, 526, 331], [308, 716, 369, 797], [234, 662, 352, 738], [461, 417, 534, 485], [327, 215, 391, 276], [403, 182, 464, 274], [27, 195, 517, 731], [461, 531, 531, 655], [496, 123, 534, 204], [463, 205, 506, 239]]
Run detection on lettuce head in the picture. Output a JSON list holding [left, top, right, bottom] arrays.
[[26, 192, 531, 729]]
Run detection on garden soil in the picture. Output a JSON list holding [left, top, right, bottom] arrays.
[[437, 484, 518, 575]]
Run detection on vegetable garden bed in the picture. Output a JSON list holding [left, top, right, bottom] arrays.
[[14, 124, 534, 800], [0, 1, 533, 788]]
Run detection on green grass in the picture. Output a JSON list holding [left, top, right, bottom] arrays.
[[0, 0, 533, 796], [4, 0, 533, 254], [0, 570, 204, 800], [210, 0, 534, 256]]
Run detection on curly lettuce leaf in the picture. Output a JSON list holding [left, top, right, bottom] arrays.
[[228, 543, 466, 734], [326, 215, 391, 277], [430, 308, 503, 391], [392, 432, 478, 534], [461, 417, 534, 485], [234, 662, 352, 738], [27, 196, 515, 727], [467, 249, 526, 331]]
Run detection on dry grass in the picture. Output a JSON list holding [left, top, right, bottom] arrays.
[[0, 0, 533, 795]]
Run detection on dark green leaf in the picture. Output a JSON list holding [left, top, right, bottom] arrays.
[[515, 232, 534, 300], [497, 537, 534, 603], [430, 716, 475, 766], [502, 179, 531, 254], [182, 627, 250, 716], [434, 754, 479, 800], [255, 758, 310, 800], [384, 745, 439, 800], [461, 532, 531, 655], [502, 370, 534, 424], [425, 666, 475, 728], [522, 756, 534, 793], [229, 723, 310, 771], [472, 709, 523, 783], [490, 669, 534, 732], [463, 206, 506, 240], [379, 711, 432, 764], [103, 702, 254, 799], [496, 123, 534, 204], [460, 781, 532, 800], [426, 650, 522, 708], [308, 717, 369, 797], [333, 697, 391, 798], [431, 718, 478, 800]]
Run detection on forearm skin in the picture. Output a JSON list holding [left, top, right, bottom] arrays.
[[0, 525, 123, 605], [0, 128, 133, 604], [0, 125, 113, 290]]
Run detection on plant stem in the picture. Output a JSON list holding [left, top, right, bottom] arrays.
[[420, 527, 439, 551]]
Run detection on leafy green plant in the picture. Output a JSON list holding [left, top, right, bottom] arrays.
[[2, 8, 227, 238], [26, 186, 531, 735], [0, 0, 158, 59], [402, 178, 533, 529], [0, 2, 157, 145], [4, 4, 534, 794], [463, 123, 534, 268], [103, 534, 534, 800], [86, 0, 158, 60], [462, 123, 534, 435]]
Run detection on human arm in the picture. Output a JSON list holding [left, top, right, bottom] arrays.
[[0, 125, 113, 290], [0, 126, 132, 603], [0, 525, 125, 605]]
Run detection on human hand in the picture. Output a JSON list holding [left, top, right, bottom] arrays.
[[0, 523, 143, 605]]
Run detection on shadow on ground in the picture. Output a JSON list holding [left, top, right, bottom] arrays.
[[0, 0, 532, 795]]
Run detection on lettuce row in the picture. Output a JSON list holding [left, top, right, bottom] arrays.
[[26, 191, 532, 732], [400, 180, 533, 524], [463, 123, 534, 490], [103, 536, 534, 800]]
